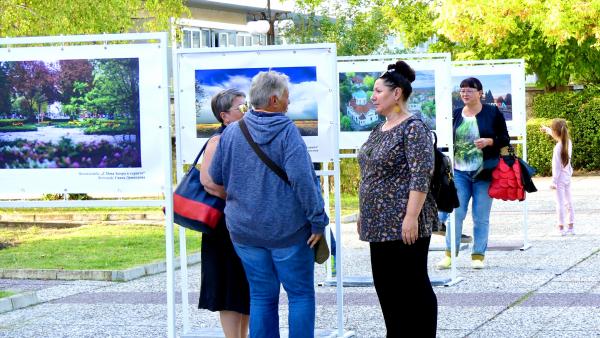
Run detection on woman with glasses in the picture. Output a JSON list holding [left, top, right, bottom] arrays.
[[436, 77, 510, 270], [358, 60, 438, 337], [199, 88, 250, 338]]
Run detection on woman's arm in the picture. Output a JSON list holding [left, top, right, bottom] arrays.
[[402, 121, 435, 245], [402, 190, 427, 245], [200, 136, 226, 199]]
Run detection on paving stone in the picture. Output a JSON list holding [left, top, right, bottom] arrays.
[[0, 297, 13, 313], [9, 292, 38, 310]]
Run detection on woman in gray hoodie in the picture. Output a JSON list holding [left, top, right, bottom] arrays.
[[208, 71, 328, 338]]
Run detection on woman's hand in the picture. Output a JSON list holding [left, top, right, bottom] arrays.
[[474, 138, 493, 149], [402, 215, 419, 245], [356, 214, 361, 235], [307, 233, 323, 248]]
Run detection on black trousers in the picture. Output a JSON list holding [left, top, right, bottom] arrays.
[[370, 237, 437, 338]]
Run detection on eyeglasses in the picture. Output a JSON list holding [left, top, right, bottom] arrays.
[[228, 103, 248, 114], [459, 89, 479, 94]]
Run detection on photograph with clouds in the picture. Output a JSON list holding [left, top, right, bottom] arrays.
[[195, 66, 318, 138], [452, 74, 513, 121]]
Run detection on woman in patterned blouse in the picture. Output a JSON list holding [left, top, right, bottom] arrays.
[[358, 60, 438, 337]]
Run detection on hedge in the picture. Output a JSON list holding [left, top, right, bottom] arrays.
[[531, 86, 600, 171]]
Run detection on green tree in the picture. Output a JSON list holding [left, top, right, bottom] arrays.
[[0, 63, 11, 115], [384, 0, 600, 90], [0, 0, 189, 37], [284, 0, 391, 56], [340, 115, 352, 131], [363, 75, 375, 91]]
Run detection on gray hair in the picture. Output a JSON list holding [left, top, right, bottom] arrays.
[[211, 88, 246, 123], [249, 71, 289, 109]]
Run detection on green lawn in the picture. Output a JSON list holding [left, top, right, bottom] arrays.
[[328, 193, 359, 217], [0, 224, 201, 270], [0, 290, 15, 298]]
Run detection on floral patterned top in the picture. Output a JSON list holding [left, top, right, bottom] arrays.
[[358, 116, 438, 242]]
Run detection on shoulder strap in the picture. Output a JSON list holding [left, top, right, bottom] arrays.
[[189, 138, 211, 169], [238, 119, 291, 186]]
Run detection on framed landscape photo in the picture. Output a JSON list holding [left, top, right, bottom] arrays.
[[176, 44, 338, 164], [194, 66, 319, 138], [451, 60, 526, 137], [337, 54, 453, 150], [0, 42, 169, 194]]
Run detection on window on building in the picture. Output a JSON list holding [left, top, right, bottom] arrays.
[[218, 32, 229, 47], [236, 33, 253, 47]]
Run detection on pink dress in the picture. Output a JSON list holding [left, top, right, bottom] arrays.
[[552, 141, 574, 225]]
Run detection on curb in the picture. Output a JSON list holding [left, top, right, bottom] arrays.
[[0, 212, 165, 223], [341, 213, 358, 223], [0, 253, 201, 282], [0, 292, 39, 314]]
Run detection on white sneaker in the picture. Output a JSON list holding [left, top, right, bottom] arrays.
[[471, 259, 485, 269], [436, 256, 452, 270], [566, 227, 575, 235], [559, 228, 567, 236]]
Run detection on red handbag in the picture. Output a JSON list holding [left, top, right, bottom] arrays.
[[488, 152, 525, 201]]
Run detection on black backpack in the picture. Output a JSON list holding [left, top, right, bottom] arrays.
[[430, 131, 460, 213]]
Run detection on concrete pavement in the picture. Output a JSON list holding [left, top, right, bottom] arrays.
[[1, 175, 599, 337]]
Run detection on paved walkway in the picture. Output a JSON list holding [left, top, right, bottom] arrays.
[[1, 176, 599, 337]]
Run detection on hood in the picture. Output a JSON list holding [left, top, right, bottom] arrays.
[[240, 110, 294, 145]]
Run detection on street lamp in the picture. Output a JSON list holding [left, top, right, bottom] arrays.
[[246, 0, 293, 45]]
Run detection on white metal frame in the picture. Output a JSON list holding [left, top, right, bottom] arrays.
[[171, 40, 353, 337], [451, 59, 531, 251], [0, 32, 175, 337], [335, 54, 463, 287]]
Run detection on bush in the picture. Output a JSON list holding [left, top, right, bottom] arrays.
[[340, 156, 360, 195], [532, 85, 600, 171], [0, 119, 26, 127]]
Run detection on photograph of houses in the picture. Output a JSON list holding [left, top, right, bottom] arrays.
[[195, 66, 319, 138], [0, 58, 142, 169], [339, 70, 437, 131], [452, 74, 513, 121]]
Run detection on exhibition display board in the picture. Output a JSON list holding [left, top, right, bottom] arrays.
[[0, 36, 171, 195], [173, 43, 353, 337]]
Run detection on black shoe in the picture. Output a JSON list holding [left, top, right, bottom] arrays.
[[433, 223, 472, 243], [432, 222, 446, 235]]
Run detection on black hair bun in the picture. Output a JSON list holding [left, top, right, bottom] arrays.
[[394, 60, 415, 83]]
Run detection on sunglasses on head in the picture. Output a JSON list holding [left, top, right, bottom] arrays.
[[379, 69, 395, 78]]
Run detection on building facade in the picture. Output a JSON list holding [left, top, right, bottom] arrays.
[[179, 0, 295, 48]]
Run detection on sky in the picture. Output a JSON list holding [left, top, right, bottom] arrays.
[[195, 66, 319, 123], [452, 74, 512, 97]]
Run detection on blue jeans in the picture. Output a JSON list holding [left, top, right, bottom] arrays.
[[444, 169, 493, 258], [233, 241, 315, 338]]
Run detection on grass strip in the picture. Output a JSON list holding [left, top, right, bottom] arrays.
[[0, 223, 201, 270], [0, 290, 15, 298]]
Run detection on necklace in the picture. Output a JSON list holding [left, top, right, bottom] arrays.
[[382, 112, 410, 131]]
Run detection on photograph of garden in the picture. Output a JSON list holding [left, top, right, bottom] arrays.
[[0, 58, 141, 169], [195, 66, 319, 138], [452, 74, 513, 121], [339, 70, 436, 132]]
